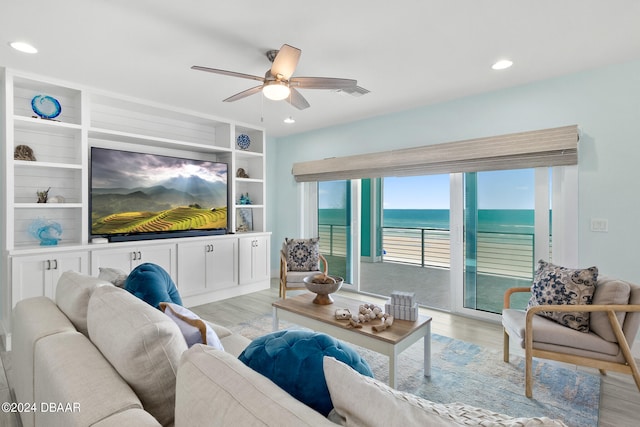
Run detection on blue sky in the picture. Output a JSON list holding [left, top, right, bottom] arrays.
[[384, 170, 536, 209], [320, 169, 539, 210]]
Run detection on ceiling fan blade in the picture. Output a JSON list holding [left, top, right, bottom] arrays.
[[223, 85, 263, 102], [191, 66, 265, 83], [337, 85, 370, 97], [289, 77, 357, 90], [286, 88, 310, 110], [270, 44, 301, 80]]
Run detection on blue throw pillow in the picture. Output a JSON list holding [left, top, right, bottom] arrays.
[[238, 330, 372, 417], [124, 263, 182, 308]]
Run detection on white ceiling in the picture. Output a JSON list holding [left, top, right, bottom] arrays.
[[2, 1, 640, 137]]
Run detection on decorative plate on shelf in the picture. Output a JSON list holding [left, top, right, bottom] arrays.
[[236, 134, 251, 150], [31, 95, 62, 119]]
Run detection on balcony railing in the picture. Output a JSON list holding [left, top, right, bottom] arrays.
[[318, 224, 348, 257], [318, 224, 537, 280], [381, 227, 451, 268]]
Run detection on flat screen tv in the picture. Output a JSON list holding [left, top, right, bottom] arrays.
[[90, 146, 228, 242]]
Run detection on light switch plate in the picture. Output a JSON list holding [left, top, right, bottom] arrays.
[[590, 218, 608, 232]]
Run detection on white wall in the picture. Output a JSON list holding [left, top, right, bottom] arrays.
[[267, 58, 640, 284]]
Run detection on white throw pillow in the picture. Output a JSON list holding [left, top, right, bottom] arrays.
[[323, 357, 567, 427], [98, 267, 128, 287], [324, 356, 455, 426], [55, 270, 113, 336], [87, 286, 187, 426], [160, 302, 224, 350]]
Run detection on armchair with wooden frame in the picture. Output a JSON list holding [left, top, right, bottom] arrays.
[[279, 243, 327, 299], [502, 277, 640, 398]]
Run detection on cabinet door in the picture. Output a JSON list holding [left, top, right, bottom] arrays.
[[208, 238, 238, 290], [50, 252, 89, 297], [238, 235, 270, 284], [238, 237, 254, 284], [251, 236, 270, 283], [91, 248, 137, 275], [136, 245, 176, 280], [11, 256, 50, 304], [11, 251, 88, 305], [177, 242, 208, 296]]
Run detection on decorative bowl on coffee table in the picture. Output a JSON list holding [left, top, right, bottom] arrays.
[[303, 275, 344, 305]]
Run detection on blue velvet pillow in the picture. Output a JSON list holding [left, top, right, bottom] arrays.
[[238, 330, 372, 417], [124, 263, 182, 309]]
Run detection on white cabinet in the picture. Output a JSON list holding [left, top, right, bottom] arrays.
[[238, 234, 270, 285], [177, 238, 238, 297], [11, 251, 88, 303], [90, 244, 176, 279]]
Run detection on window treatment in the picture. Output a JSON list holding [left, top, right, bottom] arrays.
[[292, 125, 578, 182]]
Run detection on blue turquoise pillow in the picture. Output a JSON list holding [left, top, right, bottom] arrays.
[[124, 263, 182, 309], [238, 330, 372, 417]]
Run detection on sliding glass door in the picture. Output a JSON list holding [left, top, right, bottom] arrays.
[[317, 181, 351, 282], [462, 168, 549, 314]]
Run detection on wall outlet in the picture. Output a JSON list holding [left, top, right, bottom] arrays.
[[590, 218, 608, 232]]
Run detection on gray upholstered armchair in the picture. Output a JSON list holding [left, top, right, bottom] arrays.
[[502, 277, 640, 398]]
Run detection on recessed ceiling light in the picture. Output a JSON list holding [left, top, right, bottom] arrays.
[[492, 59, 513, 70], [284, 117, 295, 124], [10, 41, 38, 54]]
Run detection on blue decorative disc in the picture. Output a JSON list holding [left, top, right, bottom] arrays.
[[236, 134, 251, 150], [31, 95, 62, 119]]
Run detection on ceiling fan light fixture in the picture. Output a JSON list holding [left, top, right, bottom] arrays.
[[262, 80, 290, 100]]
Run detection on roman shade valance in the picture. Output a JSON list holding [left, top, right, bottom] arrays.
[[292, 125, 578, 182]]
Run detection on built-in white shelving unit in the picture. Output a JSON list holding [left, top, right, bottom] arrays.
[[1, 68, 270, 349]]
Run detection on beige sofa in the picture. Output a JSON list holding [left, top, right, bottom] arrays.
[[11, 270, 250, 427], [11, 270, 566, 427]]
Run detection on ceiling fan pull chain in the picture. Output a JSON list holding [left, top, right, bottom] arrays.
[[261, 92, 264, 123]]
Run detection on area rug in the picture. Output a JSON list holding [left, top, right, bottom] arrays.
[[227, 315, 600, 427]]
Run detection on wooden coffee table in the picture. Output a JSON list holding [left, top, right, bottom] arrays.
[[272, 292, 432, 388]]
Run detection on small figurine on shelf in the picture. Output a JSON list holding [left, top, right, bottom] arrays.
[[239, 193, 252, 205], [14, 144, 36, 161], [236, 168, 250, 178], [37, 187, 51, 203], [48, 195, 66, 203], [28, 218, 62, 246], [31, 94, 62, 120]]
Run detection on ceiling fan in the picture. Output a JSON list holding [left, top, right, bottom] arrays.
[[191, 44, 368, 110]]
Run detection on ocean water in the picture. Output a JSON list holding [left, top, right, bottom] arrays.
[[319, 209, 541, 234]]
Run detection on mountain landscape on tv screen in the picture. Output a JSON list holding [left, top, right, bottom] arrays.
[[91, 175, 227, 235]]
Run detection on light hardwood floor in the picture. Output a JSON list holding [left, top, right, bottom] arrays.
[[192, 280, 640, 427]]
